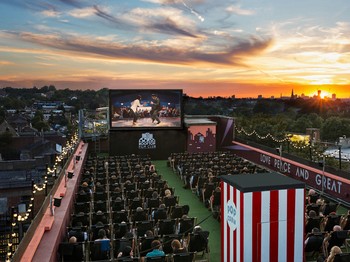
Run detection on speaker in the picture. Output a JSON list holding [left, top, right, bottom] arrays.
[[67, 171, 74, 179], [54, 197, 62, 207]]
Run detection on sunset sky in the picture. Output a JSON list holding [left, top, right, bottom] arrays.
[[0, 0, 350, 98]]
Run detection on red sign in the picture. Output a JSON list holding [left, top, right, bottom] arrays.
[[231, 142, 350, 203]]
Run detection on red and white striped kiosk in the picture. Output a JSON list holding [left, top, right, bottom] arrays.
[[221, 172, 305, 262]]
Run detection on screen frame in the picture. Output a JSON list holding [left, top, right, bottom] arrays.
[[109, 89, 184, 131]]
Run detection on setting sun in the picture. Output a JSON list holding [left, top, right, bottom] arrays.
[[310, 90, 332, 99]]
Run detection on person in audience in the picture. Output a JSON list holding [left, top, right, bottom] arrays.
[[93, 228, 110, 260], [149, 164, 156, 173], [69, 236, 77, 243], [94, 210, 108, 224], [95, 182, 105, 192], [81, 181, 92, 195], [322, 225, 347, 255], [304, 227, 324, 255], [152, 203, 167, 222], [210, 186, 221, 211], [117, 245, 133, 259], [68, 222, 88, 242], [146, 240, 165, 257], [160, 182, 171, 196], [65, 236, 84, 261], [110, 174, 118, 184], [145, 230, 154, 237], [116, 231, 134, 255], [113, 186, 122, 197], [164, 189, 172, 197], [188, 225, 209, 253], [151, 191, 159, 199], [151, 172, 160, 182], [308, 210, 317, 218], [182, 205, 190, 216], [133, 207, 148, 222], [307, 189, 318, 204], [177, 214, 189, 235], [146, 191, 160, 209], [95, 228, 109, 242], [324, 245, 342, 262], [171, 239, 187, 253], [202, 177, 215, 208]]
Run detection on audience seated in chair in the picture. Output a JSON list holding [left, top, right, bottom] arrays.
[[114, 222, 131, 239], [135, 220, 154, 238], [59, 236, 84, 262], [152, 204, 168, 223], [162, 234, 182, 254], [324, 245, 342, 262], [171, 239, 187, 254], [305, 210, 321, 234], [321, 200, 338, 217], [323, 225, 348, 257], [170, 205, 184, 219], [68, 222, 88, 242], [307, 189, 319, 204], [323, 213, 342, 232], [117, 245, 133, 260], [91, 221, 110, 241], [158, 219, 176, 236], [139, 230, 157, 257], [114, 232, 134, 258], [304, 228, 324, 259], [177, 215, 195, 236], [188, 226, 209, 256], [145, 239, 165, 258], [202, 179, 215, 208], [306, 202, 321, 216], [112, 197, 125, 212], [210, 186, 221, 220], [132, 207, 148, 223], [91, 229, 111, 260]]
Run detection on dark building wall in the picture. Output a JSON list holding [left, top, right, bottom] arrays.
[[109, 130, 187, 159]]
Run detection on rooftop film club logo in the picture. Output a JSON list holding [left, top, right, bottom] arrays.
[[139, 132, 156, 149], [226, 199, 238, 231]]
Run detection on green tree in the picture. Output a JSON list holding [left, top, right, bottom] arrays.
[[307, 113, 323, 128], [291, 115, 312, 133], [321, 117, 344, 141], [31, 110, 50, 131]]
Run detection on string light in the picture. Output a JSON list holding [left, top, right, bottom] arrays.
[[6, 131, 80, 261], [33, 131, 79, 194], [236, 127, 289, 143], [236, 126, 333, 163]]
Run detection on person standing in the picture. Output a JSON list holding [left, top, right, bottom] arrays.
[[150, 94, 161, 124], [130, 95, 142, 125]]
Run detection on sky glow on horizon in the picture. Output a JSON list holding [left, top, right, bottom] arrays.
[[0, 0, 350, 98]]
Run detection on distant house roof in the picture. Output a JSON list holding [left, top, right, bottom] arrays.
[[6, 114, 29, 127], [18, 125, 38, 136], [0, 89, 7, 97], [22, 139, 58, 158], [0, 120, 18, 136]]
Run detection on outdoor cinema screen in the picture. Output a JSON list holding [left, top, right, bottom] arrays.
[[109, 89, 183, 130]]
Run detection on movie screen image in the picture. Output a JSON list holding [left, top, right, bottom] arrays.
[[109, 89, 183, 129]]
